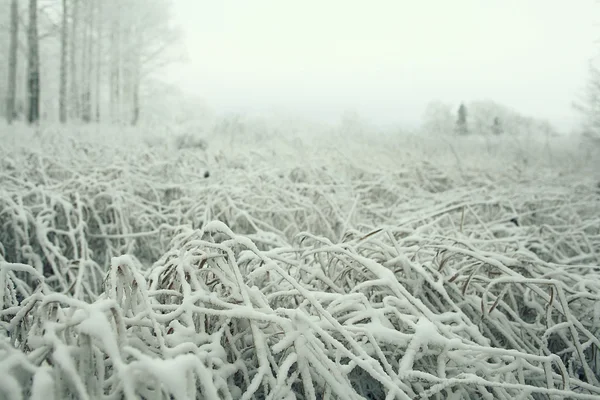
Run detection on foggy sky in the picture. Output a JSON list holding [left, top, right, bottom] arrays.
[[170, 0, 598, 131]]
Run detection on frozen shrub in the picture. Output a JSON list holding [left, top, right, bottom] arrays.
[[1, 126, 599, 398], [174, 133, 208, 151], [143, 135, 167, 148]]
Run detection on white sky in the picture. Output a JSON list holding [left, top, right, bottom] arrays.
[[171, 0, 598, 131]]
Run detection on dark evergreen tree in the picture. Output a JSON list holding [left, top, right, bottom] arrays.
[[455, 103, 468, 135], [492, 116, 503, 135]]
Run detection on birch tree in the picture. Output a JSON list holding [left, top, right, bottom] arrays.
[[97, 0, 182, 125], [70, 0, 80, 119], [26, 0, 40, 124], [80, 0, 95, 122], [94, 0, 103, 121], [5, 0, 19, 124], [59, 0, 68, 123], [4, 0, 183, 125], [109, 5, 122, 123]]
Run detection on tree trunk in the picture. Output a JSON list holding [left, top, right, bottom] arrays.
[[59, 0, 68, 123], [26, 0, 40, 125], [131, 23, 142, 126], [5, 0, 19, 124], [110, 12, 122, 124], [131, 80, 140, 125], [95, 0, 103, 122], [70, 0, 80, 119], [80, 0, 92, 122]]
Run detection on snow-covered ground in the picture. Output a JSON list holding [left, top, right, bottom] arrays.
[[0, 122, 599, 399]]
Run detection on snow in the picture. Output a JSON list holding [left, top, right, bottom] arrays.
[[0, 123, 599, 398], [30, 366, 55, 400]]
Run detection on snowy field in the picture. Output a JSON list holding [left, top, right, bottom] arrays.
[[0, 123, 599, 399]]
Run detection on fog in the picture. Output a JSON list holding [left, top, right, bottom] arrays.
[[3, 1, 600, 398], [169, 0, 598, 131]]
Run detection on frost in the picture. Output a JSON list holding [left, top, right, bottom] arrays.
[[0, 126, 599, 398], [30, 367, 55, 400]]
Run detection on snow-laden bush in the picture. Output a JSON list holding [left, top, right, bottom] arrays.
[[0, 125, 599, 399], [174, 133, 209, 151]]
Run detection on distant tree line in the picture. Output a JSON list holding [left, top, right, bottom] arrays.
[[422, 100, 558, 137], [1, 0, 184, 126]]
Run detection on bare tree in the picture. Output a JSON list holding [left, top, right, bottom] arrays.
[[95, 0, 103, 122], [4, 0, 183, 126], [5, 0, 19, 124], [422, 100, 454, 135], [80, 0, 93, 122], [129, 10, 142, 126], [109, 6, 122, 123], [575, 62, 600, 139], [103, 0, 184, 125], [26, 0, 40, 124], [59, 0, 68, 123], [70, 0, 80, 119]]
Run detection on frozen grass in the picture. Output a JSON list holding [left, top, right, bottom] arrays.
[[0, 122, 599, 399]]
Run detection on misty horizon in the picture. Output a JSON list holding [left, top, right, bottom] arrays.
[[169, 0, 599, 133]]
